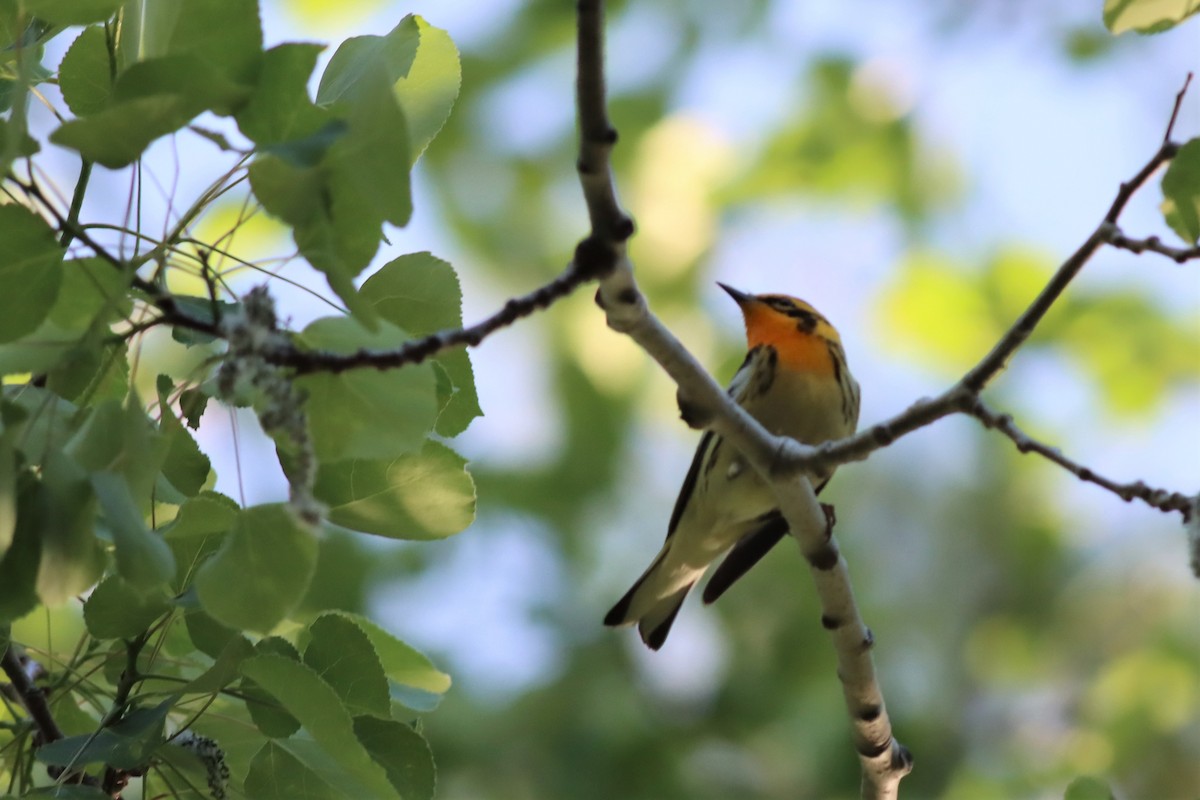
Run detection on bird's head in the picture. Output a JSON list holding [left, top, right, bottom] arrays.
[[718, 282, 843, 372]]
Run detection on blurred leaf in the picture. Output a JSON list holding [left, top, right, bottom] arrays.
[[360, 251, 481, 436], [92, 470, 175, 590], [239, 653, 402, 798], [26, 786, 113, 799], [51, 95, 201, 168], [0, 475, 42, 623], [236, 42, 327, 145], [318, 14, 461, 165], [303, 613, 390, 718], [195, 504, 317, 632], [22, 0, 121, 26], [316, 441, 475, 541], [0, 204, 65, 344], [67, 396, 168, 503], [48, 258, 133, 330], [83, 575, 170, 639], [1064, 775, 1115, 800], [353, 715, 436, 800], [165, 491, 238, 539], [0, 433, 13, 556], [37, 452, 105, 604], [179, 387, 209, 429], [36, 699, 172, 769], [1161, 137, 1200, 243], [874, 251, 997, 370], [115, 0, 262, 85], [1103, 0, 1200, 34], [295, 317, 438, 461], [59, 26, 113, 115]]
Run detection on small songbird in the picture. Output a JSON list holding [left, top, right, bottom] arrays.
[[605, 283, 860, 650]]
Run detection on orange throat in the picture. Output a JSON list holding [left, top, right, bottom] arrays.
[[744, 308, 836, 376]]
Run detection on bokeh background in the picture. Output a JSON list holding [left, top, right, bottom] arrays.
[[27, 0, 1200, 797]]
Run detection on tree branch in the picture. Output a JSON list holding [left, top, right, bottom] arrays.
[[1103, 227, 1200, 264], [1, 644, 64, 744], [962, 397, 1196, 517], [574, 2, 911, 797], [267, 262, 594, 374]]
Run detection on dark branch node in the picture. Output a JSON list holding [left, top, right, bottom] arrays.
[[807, 545, 839, 571], [820, 614, 842, 630], [613, 215, 636, 241], [862, 628, 876, 651], [856, 739, 891, 759], [858, 704, 882, 722], [573, 235, 618, 279], [893, 743, 915, 770]]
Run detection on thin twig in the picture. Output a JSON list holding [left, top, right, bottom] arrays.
[[267, 262, 595, 374], [963, 397, 1196, 517], [1104, 228, 1200, 263]]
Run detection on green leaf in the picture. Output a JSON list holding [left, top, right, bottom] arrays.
[[236, 42, 327, 145], [66, 396, 167, 502], [50, 95, 197, 168], [360, 252, 482, 436], [25, 786, 113, 799], [36, 699, 172, 770], [48, 258, 133, 331], [244, 740, 341, 800], [83, 575, 170, 639], [1064, 775, 1116, 800], [389, 16, 461, 164], [303, 614, 390, 718], [184, 609, 239, 659], [0, 475, 43, 623], [116, 0, 262, 86], [164, 491, 238, 539], [179, 387, 209, 429], [59, 26, 113, 115], [92, 471, 175, 590], [157, 375, 212, 497], [318, 14, 460, 165], [195, 504, 317, 633], [1162, 137, 1200, 243], [327, 611, 451, 701], [1103, 0, 1200, 33], [315, 29, 412, 224], [37, 452, 106, 604], [181, 633, 254, 693], [0, 204, 65, 343], [295, 317, 438, 461], [22, 0, 121, 26], [316, 441, 475, 541], [353, 716, 436, 800], [243, 636, 302, 738], [238, 654, 401, 799]]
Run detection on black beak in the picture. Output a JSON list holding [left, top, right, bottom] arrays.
[[717, 282, 752, 305]]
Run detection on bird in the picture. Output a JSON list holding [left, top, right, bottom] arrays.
[[604, 283, 860, 650]]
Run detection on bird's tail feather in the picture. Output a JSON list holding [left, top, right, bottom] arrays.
[[637, 582, 694, 651]]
